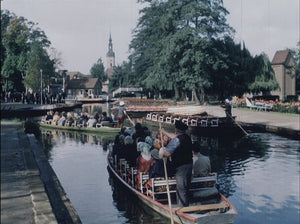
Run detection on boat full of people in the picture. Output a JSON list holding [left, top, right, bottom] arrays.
[[39, 111, 121, 134], [107, 122, 237, 224]]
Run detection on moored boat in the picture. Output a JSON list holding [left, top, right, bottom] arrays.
[[107, 149, 238, 224], [143, 106, 245, 136]]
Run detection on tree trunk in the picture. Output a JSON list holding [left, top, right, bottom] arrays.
[[199, 86, 206, 103], [192, 89, 200, 104], [174, 83, 180, 100]]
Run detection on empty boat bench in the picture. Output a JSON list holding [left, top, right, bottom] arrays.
[[143, 172, 218, 200]]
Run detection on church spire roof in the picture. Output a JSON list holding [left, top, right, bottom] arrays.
[[106, 33, 115, 57]]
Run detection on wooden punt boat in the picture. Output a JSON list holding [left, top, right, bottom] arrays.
[[107, 152, 237, 224], [39, 122, 121, 134], [143, 111, 244, 137]]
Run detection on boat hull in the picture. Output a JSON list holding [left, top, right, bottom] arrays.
[[107, 157, 237, 224], [39, 122, 121, 134]]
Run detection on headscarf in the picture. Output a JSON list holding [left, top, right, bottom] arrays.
[[145, 136, 154, 147], [124, 135, 133, 145], [139, 142, 151, 161]]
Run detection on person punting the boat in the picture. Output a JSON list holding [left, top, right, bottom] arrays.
[[221, 99, 232, 123], [159, 120, 193, 207], [117, 101, 127, 128]]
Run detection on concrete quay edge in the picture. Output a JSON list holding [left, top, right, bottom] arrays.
[[1, 121, 82, 224]]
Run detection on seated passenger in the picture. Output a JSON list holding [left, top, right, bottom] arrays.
[[78, 111, 89, 126], [136, 142, 155, 186], [86, 115, 97, 127], [112, 134, 126, 162], [100, 112, 113, 127], [132, 123, 147, 143], [149, 139, 172, 178], [94, 112, 100, 121], [124, 135, 138, 167], [52, 111, 60, 125], [57, 112, 66, 126], [41, 112, 49, 123], [192, 142, 211, 177], [65, 112, 74, 127], [44, 110, 53, 123], [100, 112, 113, 122]]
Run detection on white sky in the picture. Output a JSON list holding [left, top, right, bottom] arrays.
[[2, 0, 299, 75]]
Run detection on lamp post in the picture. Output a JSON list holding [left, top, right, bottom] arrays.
[[40, 69, 43, 105]]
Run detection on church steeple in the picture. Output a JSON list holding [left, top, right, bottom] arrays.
[[106, 33, 115, 58], [106, 33, 115, 77]]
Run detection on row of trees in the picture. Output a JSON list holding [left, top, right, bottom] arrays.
[[109, 0, 280, 102], [2, 1, 298, 103], [1, 10, 58, 93]]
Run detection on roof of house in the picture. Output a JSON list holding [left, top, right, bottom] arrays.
[[271, 50, 291, 65], [66, 78, 99, 89], [66, 71, 87, 79]]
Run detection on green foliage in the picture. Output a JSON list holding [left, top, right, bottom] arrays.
[[90, 58, 106, 85], [130, 0, 233, 102], [1, 9, 56, 93], [273, 103, 299, 114], [24, 42, 54, 91], [1, 15, 29, 92], [289, 42, 300, 93], [109, 61, 133, 92], [248, 53, 279, 94], [127, 0, 285, 102]]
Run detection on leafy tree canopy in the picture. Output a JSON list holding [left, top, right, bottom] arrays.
[[90, 58, 106, 85], [1, 9, 57, 93]]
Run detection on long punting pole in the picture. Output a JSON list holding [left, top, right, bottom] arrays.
[[226, 112, 249, 136], [159, 123, 174, 224]]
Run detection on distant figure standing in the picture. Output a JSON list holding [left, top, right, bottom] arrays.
[[224, 99, 232, 117], [117, 101, 127, 128], [221, 99, 232, 123]]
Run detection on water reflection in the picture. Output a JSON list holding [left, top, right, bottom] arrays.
[[41, 130, 115, 161], [75, 103, 116, 118]]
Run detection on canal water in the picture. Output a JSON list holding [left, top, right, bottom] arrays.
[[40, 127, 299, 224]]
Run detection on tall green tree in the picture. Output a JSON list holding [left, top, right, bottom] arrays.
[[208, 38, 255, 99], [23, 42, 54, 91], [248, 53, 279, 95], [1, 10, 56, 93], [289, 42, 300, 94], [108, 60, 136, 92], [131, 0, 233, 102], [90, 58, 106, 86], [1, 15, 29, 92], [1, 10, 14, 70]]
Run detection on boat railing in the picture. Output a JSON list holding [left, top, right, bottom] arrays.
[[146, 112, 228, 127]]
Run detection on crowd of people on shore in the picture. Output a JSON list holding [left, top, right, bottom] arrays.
[[2, 91, 65, 104], [41, 110, 116, 128], [110, 120, 211, 207]]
